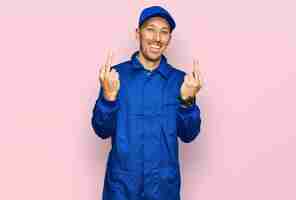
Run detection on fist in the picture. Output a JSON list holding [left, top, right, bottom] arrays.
[[180, 59, 203, 100]]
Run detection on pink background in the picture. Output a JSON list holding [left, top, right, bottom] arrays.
[[1, 0, 295, 199]]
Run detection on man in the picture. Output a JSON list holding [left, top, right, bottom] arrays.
[[91, 5, 202, 200]]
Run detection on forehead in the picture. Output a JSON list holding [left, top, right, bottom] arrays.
[[142, 16, 170, 29]]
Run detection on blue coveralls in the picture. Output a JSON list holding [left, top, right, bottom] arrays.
[[91, 51, 201, 200]]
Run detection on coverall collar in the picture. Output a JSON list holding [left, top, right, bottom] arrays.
[[130, 51, 171, 79]]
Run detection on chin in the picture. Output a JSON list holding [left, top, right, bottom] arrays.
[[146, 52, 162, 62], [148, 56, 161, 62]]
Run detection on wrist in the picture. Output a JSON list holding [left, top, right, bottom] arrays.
[[178, 95, 196, 107], [103, 92, 117, 101]]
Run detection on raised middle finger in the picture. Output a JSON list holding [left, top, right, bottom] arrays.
[[193, 59, 202, 83], [105, 50, 113, 73]]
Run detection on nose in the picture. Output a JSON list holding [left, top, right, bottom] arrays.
[[154, 31, 161, 42]]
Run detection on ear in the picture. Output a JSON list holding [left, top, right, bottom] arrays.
[[135, 28, 140, 41], [167, 33, 172, 45]]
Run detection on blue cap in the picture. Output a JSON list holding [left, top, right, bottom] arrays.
[[138, 6, 176, 31]]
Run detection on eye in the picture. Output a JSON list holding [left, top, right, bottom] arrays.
[[146, 27, 154, 31]]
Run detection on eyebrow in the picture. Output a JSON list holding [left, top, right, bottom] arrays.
[[145, 24, 170, 30]]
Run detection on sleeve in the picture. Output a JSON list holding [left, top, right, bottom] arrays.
[[176, 99, 202, 143], [91, 86, 120, 139]]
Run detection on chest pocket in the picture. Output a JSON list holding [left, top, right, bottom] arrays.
[[125, 71, 167, 116]]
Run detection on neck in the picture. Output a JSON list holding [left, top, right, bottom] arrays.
[[138, 51, 161, 71]]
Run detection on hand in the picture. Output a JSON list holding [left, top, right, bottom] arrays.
[[180, 59, 203, 100], [99, 50, 120, 101]]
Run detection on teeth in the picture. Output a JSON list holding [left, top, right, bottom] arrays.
[[151, 45, 160, 49]]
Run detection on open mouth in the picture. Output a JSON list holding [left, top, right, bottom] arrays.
[[150, 44, 161, 53]]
